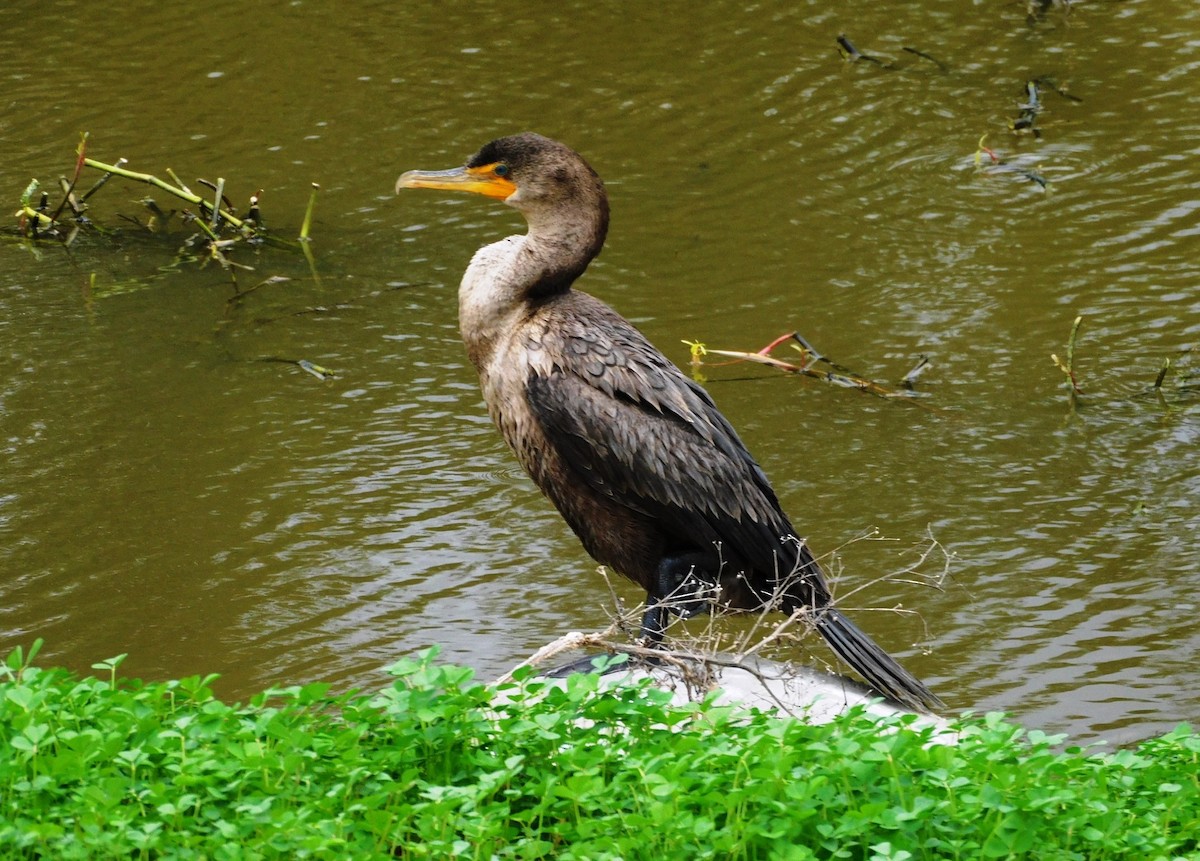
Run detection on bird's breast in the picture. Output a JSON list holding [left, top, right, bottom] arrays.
[[471, 316, 552, 469]]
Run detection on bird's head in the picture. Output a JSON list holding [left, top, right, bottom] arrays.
[[396, 132, 608, 230], [397, 133, 610, 295]]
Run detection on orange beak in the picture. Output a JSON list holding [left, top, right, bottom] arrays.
[[395, 163, 516, 200]]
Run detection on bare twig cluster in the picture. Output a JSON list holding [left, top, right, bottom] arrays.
[[500, 529, 952, 707]]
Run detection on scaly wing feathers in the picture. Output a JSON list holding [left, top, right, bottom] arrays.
[[525, 294, 801, 582]]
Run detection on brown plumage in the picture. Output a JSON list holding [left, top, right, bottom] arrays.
[[397, 132, 942, 712]]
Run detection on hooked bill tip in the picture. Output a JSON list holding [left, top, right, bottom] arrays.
[[395, 170, 419, 194]]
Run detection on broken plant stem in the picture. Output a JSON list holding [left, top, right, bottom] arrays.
[[1066, 314, 1082, 374], [1051, 315, 1084, 399], [80, 158, 124, 202], [16, 206, 55, 228], [758, 331, 798, 357], [789, 332, 865, 378], [166, 167, 194, 196], [1154, 357, 1171, 390], [188, 212, 220, 243], [210, 177, 226, 230], [49, 133, 89, 223], [901, 356, 931, 387]]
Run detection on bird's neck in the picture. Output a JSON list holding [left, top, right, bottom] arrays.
[[458, 205, 607, 370], [521, 199, 608, 297]]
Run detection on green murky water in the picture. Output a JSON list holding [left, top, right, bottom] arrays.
[[2, 0, 1197, 744]]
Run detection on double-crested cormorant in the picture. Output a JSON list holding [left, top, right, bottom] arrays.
[[397, 133, 942, 712]]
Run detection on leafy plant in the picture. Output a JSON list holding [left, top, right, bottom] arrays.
[[1, 642, 1197, 859]]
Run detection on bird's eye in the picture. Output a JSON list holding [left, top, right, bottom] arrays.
[[494, 164, 510, 177]]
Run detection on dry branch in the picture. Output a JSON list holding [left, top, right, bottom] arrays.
[[686, 331, 939, 406]]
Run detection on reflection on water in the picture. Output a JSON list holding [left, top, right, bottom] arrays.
[[1, 0, 1198, 744]]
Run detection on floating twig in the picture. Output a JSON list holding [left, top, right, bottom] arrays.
[[208, 177, 227, 231], [80, 157, 125, 203], [1033, 76, 1083, 104], [902, 46, 949, 73], [836, 34, 894, 68], [1011, 80, 1043, 137], [974, 134, 1050, 190], [1010, 78, 1082, 139], [838, 35, 946, 73], [166, 168, 194, 197], [255, 356, 336, 380], [789, 331, 864, 378]]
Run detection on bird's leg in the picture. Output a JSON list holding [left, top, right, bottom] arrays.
[[543, 599, 666, 679], [638, 597, 668, 646], [550, 553, 718, 675], [637, 552, 718, 645]]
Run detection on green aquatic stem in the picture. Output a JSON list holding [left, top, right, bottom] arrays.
[[80, 158, 123, 202], [82, 157, 249, 230], [300, 182, 319, 241], [1051, 314, 1084, 402], [1154, 357, 1171, 389], [1066, 314, 1082, 378]]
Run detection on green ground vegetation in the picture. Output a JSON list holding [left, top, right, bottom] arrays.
[[0, 643, 1197, 860]]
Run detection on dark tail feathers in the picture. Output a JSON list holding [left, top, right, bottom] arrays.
[[815, 608, 943, 713]]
